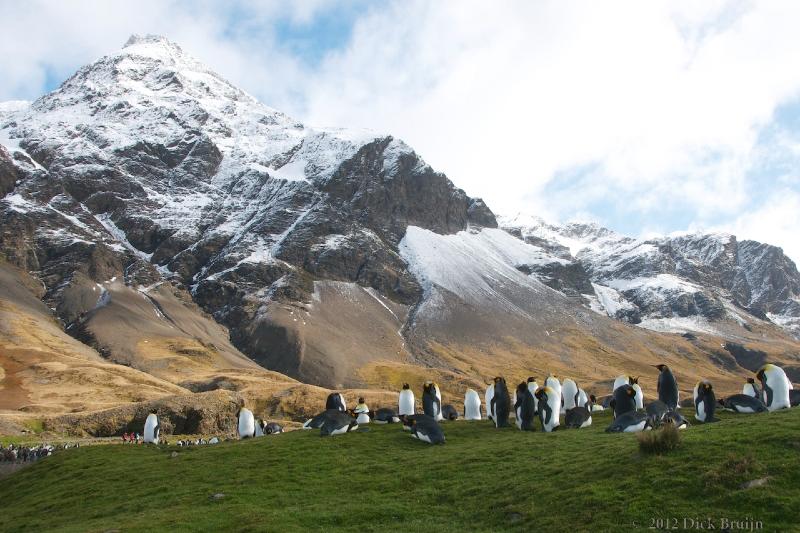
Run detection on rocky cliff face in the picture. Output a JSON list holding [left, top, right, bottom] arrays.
[[500, 214, 800, 339], [0, 35, 495, 388]]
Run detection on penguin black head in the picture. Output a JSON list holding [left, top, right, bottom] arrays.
[[527, 376, 536, 383], [534, 388, 546, 400], [358, 397, 365, 404], [756, 368, 766, 382], [150, 408, 158, 415], [653, 364, 668, 372], [589, 394, 597, 402], [402, 383, 410, 390], [516, 382, 528, 395], [631, 376, 639, 385], [746, 377, 756, 384], [703, 382, 713, 391]]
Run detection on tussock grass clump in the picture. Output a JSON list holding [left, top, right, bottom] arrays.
[[703, 453, 764, 488], [637, 424, 682, 455]]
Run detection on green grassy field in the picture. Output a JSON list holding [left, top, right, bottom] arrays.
[[1, 409, 798, 532]]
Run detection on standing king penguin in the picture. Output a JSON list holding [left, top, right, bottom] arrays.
[[326, 392, 347, 412], [143, 409, 160, 444], [422, 382, 442, 420], [535, 386, 561, 432], [654, 364, 679, 410], [693, 381, 719, 423], [464, 389, 482, 420], [485, 382, 495, 422], [631, 377, 644, 410], [527, 377, 539, 412], [743, 378, 761, 399], [514, 382, 536, 431], [237, 404, 256, 439], [611, 384, 637, 419], [491, 377, 511, 428], [561, 379, 580, 411], [399, 384, 415, 416], [756, 364, 791, 411], [544, 375, 563, 414]]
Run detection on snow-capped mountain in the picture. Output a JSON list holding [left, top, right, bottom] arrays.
[[1, 35, 798, 400], [500, 214, 800, 338]]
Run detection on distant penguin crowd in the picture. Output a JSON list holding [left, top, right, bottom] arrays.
[[135, 362, 795, 446]]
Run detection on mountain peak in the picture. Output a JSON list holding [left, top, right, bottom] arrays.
[[123, 34, 177, 49]]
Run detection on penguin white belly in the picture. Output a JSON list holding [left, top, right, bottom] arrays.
[[633, 384, 644, 410], [464, 390, 482, 420], [434, 386, 444, 421], [695, 400, 706, 422], [561, 380, 578, 410], [485, 385, 495, 420], [737, 405, 755, 414], [580, 417, 592, 428], [527, 382, 539, 411], [623, 420, 647, 433], [515, 406, 522, 429], [416, 432, 432, 444], [143, 414, 159, 444], [399, 390, 415, 416], [238, 409, 256, 439], [356, 413, 370, 425], [612, 376, 628, 391], [330, 424, 356, 435], [254, 423, 264, 437]]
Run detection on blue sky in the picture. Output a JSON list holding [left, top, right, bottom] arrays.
[[1, 0, 799, 262]]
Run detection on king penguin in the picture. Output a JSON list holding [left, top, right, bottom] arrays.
[[719, 394, 768, 413], [354, 397, 371, 425], [576, 388, 590, 409], [561, 379, 580, 411], [319, 411, 358, 436], [534, 386, 561, 432], [514, 382, 536, 431], [326, 392, 347, 412], [564, 406, 592, 429], [422, 382, 442, 420], [527, 377, 539, 412], [237, 404, 256, 439], [491, 377, 511, 428], [544, 375, 563, 414], [485, 382, 495, 422], [373, 407, 400, 424], [742, 377, 760, 399], [254, 419, 265, 437], [399, 383, 415, 416], [143, 409, 160, 444], [631, 377, 644, 410], [408, 414, 445, 444], [605, 411, 651, 433], [645, 399, 670, 427], [464, 388, 482, 420], [693, 380, 719, 423], [612, 375, 631, 392], [611, 384, 637, 419], [757, 364, 791, 411], [654, 364, 679, 410]]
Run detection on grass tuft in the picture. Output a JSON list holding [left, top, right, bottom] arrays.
[[703, 453, 765, 488], [637, 424, 681, 455]]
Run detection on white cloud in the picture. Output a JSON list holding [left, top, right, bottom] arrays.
[[1, 0, 799, 262], [719, 189, 800, 265]]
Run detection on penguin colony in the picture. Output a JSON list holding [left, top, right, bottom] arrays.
[[140, 363, 794, 445]]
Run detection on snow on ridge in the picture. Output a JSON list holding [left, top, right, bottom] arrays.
[[590, 283, 637, 317], [399, 226, 552, 318], [606, 273, 702, 294]]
